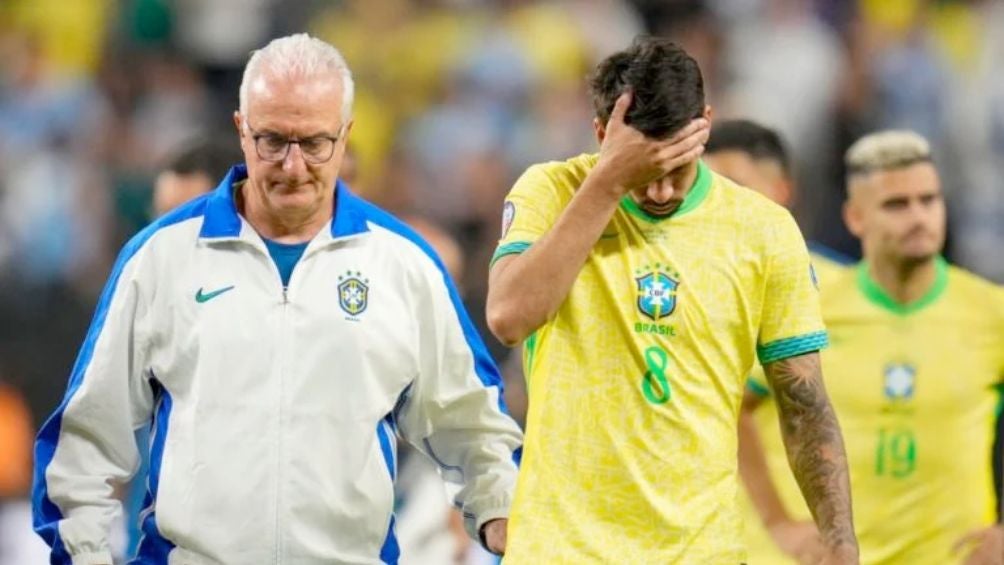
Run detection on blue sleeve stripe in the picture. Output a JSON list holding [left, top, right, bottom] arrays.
[[489, 241, 532, 268], [757, 331, 829, 365], [379, 515, 400, 564], [376, 416, 399, 564], [135, 511, 175, 562], [354, 200, 509, 404], [377, 418, 396, 482], [32, 197, 209, 557], [331, 193, 521, 479], [133, 377, 176, 561], [746, 377, 771, 397]]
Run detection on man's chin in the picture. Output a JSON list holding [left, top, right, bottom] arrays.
[[641, 203, 681, 217], [268, 189, 317, 211], [897, 249, 939, 267]]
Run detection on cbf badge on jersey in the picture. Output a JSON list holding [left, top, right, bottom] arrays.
[[338, 270, 369, 318], [635, 264, 680, 320], [883, 363, 916, 400], [500, 201, 516, 238]]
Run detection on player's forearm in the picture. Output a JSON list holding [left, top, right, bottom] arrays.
[[766, 353, 858, 554], [486, 172, 624, 345], [737, 393, 791, 528]]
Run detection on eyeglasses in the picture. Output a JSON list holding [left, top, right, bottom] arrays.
[[245, 121, 343, 164]]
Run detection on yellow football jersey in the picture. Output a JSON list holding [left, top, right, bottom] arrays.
[[494, 154, 827, 564], [745, 259, 1004, 564], [741, 248, 850, 565], [808, 244, 853, 289]]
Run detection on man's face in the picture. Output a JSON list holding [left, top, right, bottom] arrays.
[[234, 71, 349, 222], [596, 104, 712, 217], [627, 165, 693, 217], [704, 150, 791, 206], [845, 162, 945, 265], [153, 171, 214, 217]]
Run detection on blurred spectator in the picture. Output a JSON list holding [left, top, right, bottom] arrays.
[[153, 136, 243, 216], [0, 381, 48, 564], [718, 0, 846, 235], [0, 382, 32, 497], [0, 31, 111, 286], [405, 215, 466, 287]]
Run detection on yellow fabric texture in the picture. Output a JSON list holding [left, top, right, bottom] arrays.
[[743, 262, 1004, 564], [742, 251, 849, 565], [495, 154, 826, 564]]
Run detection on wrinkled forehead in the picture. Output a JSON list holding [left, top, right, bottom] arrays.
[[245, 71, 344, 132]]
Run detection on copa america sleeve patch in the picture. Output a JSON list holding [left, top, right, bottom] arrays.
[[501, 201, 516, 238]]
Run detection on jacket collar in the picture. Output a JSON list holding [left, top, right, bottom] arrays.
[[199, 164, 370, 242]]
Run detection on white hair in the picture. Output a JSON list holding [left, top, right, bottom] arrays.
[[845, 130, 932, 178], [239, 33, 355, 123]]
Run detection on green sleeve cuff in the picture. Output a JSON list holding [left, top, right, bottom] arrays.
[[757, 330, 829, 365], [746, 377, 771, 397], [490, 241, 532, 268]]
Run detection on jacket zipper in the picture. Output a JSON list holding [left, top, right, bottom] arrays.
[[269, 251, 291, 565], [275, 250, 304, 564], [264, 240, 312, 563], [275, 287, 287, 564]]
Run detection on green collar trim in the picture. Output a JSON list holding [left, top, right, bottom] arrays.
[[619, 160, 712, 223], [856, 256, 949, 316]]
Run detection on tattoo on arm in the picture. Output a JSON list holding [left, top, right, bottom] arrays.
[[765, 352, 857, 550]]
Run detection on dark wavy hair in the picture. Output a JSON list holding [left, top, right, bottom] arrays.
[[707, 119, 791, 175], [589, 37, 705, 139]]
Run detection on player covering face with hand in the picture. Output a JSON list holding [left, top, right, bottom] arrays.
[[487, 37, 858, 564]]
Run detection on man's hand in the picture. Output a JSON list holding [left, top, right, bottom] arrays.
[[954, 525, 1004, 565], [481, 518, 507, 555], [593, 91, 709, 195], [768, 519, 826, 564]]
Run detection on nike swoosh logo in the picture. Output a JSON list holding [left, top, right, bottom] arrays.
[[599, 232, 620, 240], [195, 285, 235, 303]]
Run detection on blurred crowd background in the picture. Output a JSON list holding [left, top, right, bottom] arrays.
[[2, 0, 1004, 562]]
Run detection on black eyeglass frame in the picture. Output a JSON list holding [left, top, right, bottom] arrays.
[[244, 121, 344, 164]]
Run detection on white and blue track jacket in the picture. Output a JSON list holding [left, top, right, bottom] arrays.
[[33, 166, 523, 565]]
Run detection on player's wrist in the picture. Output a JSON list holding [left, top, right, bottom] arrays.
[[586, 161, 633, 199], [823, 539, 859, 557]]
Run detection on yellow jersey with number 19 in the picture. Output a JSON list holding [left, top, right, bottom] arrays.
[[493, 154, 827, 564], [744, 259, 1004, 564], [824, 261, 1004, 564]]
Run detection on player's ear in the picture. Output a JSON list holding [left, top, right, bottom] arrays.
[[233, 111, 243, 135], [775, 178, 794, 208], [593, 117, 606, 144], [702, 105, 712, 122]]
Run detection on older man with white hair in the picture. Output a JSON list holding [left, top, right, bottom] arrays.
[[32, 34, 522, 565]]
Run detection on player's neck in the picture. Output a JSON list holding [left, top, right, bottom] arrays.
[[867, 257, 938, 305]]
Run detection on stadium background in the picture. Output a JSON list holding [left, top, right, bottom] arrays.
[[1, 0, 1003, 562]]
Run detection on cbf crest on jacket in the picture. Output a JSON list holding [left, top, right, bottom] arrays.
[[33, 166, 523, 565]]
